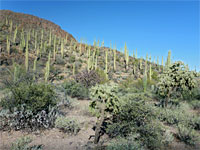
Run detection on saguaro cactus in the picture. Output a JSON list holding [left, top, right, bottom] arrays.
[[166, 50, 171, 68], [25, 35, 29, 72], [13, 25, 18, 43], [95, 55, 98, 70], [61, 39, 64, 58], [149, 63, 152, 81], [53, 36, 56, 60], [124, 43, 129, 70], [45, 52, 51, 83], [113, 45, 116, 71], [49, 30, 52, 46], [6, 35, 10, 55], [105, 49, 108, 75]]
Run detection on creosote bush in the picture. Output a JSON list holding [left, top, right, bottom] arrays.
[[62, 80, 89, 99], [55, 116, 80, 135], [177, 123, 200, 146]]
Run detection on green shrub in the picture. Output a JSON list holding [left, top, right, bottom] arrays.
[[0, 82, 57, 114], [190, 100, 200, 109], [11, 136, 43, 150], [107, 136, 145, 150], [55, 116, 80, 135], [177, 124, 200, 146], [62, 80, 89, 99]]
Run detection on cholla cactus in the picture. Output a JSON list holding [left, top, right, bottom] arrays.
[[89, 83, 119, 144], [157, 61, 197, 107]]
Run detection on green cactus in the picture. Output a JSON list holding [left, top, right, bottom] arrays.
[[79, 42, 82, 55], [44, 41, 47, 53], [113, 44, 116, 71], [105, 49, 108, 75], [61, 39, 64, 58], [6, 17, 8, 25], [95, 55, 98, 70], [34, 32, 37, 50], [143, 72, 147, 92], [49, 30, 52, 46], [6, 35, 10, 55], [25, 35, 29, 72], [33, 57, 37, 72], [139, 57, 142, 70], [157, 61, 196, 107], [53, 36, 56, 60], [165, 50, 171, 68], [73, 62, 75, 76], [124, 43, 129, 70], [13, 25, 18, 43], [45, 52, 51, 83], [149, 63, 152, 81], [135, 48, 137, 59], [9, 20, 13, 33]]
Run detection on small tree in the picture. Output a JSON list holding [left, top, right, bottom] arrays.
[[157, 61, 197, 107]]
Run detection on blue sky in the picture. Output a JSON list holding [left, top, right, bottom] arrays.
[[1, 0, 199, 71]]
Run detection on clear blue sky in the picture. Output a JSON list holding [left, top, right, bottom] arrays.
[[1, 0, 199, 71]]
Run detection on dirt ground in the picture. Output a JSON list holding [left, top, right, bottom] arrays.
[[0, 100, 200, 150]]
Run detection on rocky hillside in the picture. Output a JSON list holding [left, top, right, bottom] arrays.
[[0, 10, 161, 84]]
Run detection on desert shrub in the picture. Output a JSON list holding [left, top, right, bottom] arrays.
[[177, 123, 200, 146], [74, 69, 107, 88], [0, 73, 60, 131], [191, 116, 200, 130], [106, 136, 145, 150], [69, 55, 76, 63], [106, 96, 170, 150], [0, 82, 57, 114], [62, 80, 89, 99], [55, 116, 80, 135], [11, 136, 43, 150], [190, 100, 200, 109]]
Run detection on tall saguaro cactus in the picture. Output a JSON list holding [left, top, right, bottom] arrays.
[[53, 36, 56, 60], [25, 35, 29, 72], [6, 35, 10, 55], [166, 50, 171, 68], [45, 52, 51, 83], [113, 45, 116, 71], [149, 63, 152, 81], [105, 49, 108, 76], [13, 25, 18, 43], [61, 39, 64, 58], [124, 43, 129, 70]]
